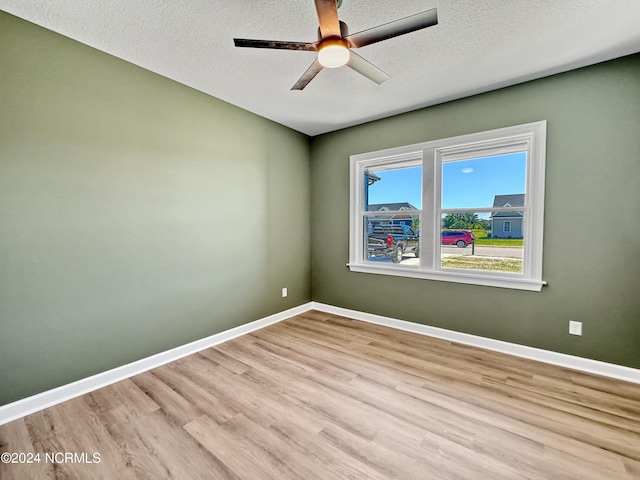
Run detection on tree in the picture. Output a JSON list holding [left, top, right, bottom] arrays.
[[442, 213, 485, 230]]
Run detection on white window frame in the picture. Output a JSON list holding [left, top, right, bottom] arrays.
[[503, 221, 512, 233], [349, 121, 547, 291]]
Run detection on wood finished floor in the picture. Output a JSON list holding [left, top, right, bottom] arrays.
[[1, 310, 640, 479]]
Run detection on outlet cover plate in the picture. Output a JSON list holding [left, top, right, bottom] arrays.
[[569, 321, 582, 336]]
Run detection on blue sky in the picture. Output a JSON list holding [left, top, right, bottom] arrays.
[[368, 152, 526, 212]]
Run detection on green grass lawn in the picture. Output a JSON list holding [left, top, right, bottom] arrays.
[[441, 255, 523, 273], [471, 229, 523, 247]]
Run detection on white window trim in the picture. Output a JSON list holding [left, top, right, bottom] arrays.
[[348, 121, 547, 292]]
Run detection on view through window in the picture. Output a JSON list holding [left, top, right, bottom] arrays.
[[439, 152, 526, 274], [365, 164, 422, 265]]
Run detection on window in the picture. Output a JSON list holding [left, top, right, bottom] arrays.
[[349, 121, 547, 291]]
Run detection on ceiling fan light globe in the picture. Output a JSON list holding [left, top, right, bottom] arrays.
[[318, 44, 349, 68]]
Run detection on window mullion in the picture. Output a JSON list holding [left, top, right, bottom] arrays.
[[422, 147, 437, 271]]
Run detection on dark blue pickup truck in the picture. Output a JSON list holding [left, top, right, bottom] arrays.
[[367, 224, 420, 263]]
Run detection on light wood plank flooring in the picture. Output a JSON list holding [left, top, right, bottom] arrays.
[[2, 310, 640, 479]]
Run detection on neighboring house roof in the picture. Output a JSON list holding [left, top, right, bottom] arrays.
[[368, 202, 419, 211], [492, 194, 525, 208], [490, 194, 525, 218], [492, 211, 524, 218]]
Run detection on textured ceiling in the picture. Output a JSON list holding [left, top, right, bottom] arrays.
[[2, 0, 640, 136]]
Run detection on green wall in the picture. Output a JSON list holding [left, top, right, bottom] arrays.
[[311, 54, 640, 369], [0, 12, 310, 406]]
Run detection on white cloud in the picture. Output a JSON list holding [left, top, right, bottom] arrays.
[[461, 167, 474, 173]]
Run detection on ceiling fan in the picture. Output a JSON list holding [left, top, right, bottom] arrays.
[[233, 0, 438, 90]]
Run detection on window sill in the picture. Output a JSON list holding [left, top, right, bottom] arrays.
[[347, 263, 545, 291]]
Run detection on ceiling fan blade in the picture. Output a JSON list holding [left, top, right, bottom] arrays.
[[234, 38, 318, 51], [345, 8, 438, 48], [314, 0, 341, 39], [346, 51, 390, 85], [291, 59, 324, 90]]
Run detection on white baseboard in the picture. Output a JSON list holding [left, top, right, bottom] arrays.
[[3, 301, 638, 426], [0, 303, 312, 426], [311, 302, 640, 385]]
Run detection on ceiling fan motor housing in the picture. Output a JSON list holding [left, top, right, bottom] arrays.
[[318, 20, 349, 42]]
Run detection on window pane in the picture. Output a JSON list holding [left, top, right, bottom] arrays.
[[366, 165, 422, 212], [442, 152, 526, 209], [440, 213, 524, 274], [364, 215, 420, 266]]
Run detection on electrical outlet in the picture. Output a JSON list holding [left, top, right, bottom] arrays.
[[282, 287, 287, 298], [569, 321, 582, 336]]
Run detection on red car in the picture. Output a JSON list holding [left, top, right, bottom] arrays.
[[442, 230, 475, 248]]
